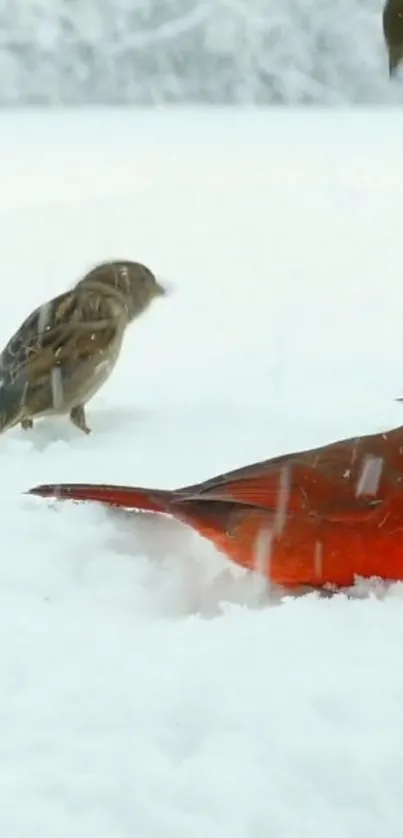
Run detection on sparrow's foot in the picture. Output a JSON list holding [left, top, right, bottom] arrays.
[[21, 418, 33, 430], [70, 405, 91, 435]]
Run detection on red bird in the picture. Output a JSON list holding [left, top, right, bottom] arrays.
[[28, 423, 403, 590]]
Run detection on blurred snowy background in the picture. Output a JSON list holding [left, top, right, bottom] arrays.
[[0, 0, 400, 106]]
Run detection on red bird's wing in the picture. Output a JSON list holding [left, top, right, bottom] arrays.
[[181, 424, 403, 518], [178, 460, 379, 518], [180, 469, 302, 512]]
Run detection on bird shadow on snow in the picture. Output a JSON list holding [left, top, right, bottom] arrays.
[[18, 405, 151, 451]]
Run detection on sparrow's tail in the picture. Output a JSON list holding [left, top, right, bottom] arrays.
[[0, 374, 28, 432]]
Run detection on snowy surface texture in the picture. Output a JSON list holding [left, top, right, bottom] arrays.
[[0, 0, 401, 105], [1, 106, 403, 836]]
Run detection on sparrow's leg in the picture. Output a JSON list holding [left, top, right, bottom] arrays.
[[70, 405, 91, 435], [21, 418, 33, 430]]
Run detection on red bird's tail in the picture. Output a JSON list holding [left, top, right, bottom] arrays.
[[27, 480, 277, 578], [28, 477, 258, 561], [28, 482, 177, 515]]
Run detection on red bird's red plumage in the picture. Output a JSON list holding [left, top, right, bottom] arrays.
[[28, 423, 403, 589]]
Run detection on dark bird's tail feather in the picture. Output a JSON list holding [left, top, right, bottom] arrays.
[[0, 374, 28, 431]]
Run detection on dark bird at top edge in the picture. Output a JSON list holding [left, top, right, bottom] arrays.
[[383, 0, 403, 75]]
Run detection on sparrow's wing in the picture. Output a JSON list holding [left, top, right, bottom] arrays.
[[0, 290, 119, 428]]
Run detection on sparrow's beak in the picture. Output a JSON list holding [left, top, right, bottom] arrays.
[[155, 277, 174, 297]]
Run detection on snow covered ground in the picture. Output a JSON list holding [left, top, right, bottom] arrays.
[[0, 107, 403, 836]]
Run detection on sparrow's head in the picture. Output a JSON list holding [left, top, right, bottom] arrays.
[[76, 260, 167, 321]]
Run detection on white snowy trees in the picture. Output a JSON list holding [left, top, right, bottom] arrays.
[[0, 0, 400, 105]]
